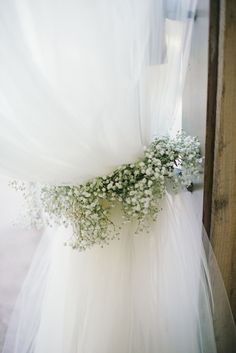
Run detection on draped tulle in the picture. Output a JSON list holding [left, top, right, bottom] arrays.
[[0, 0, 196, 184], [1, 1, 236, 352], [2, 192, 236, 353]]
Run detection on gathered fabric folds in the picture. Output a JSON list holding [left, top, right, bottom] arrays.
[[4, 192, 234, 353], [0, 1, 236, 353]]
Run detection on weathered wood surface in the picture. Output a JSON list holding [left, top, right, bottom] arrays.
[[203, 0, 220, 235], [203, 1, 236, 351], [203, 5, 236, 351], [209, 0, 236, 319]]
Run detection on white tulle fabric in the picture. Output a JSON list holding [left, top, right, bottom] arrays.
[[0, 1, 235, 353], [2, 192, 236, 353], [0, 0, 195, 184]]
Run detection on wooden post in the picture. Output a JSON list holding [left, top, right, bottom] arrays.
[[203, 0, 236, 343], [203, 0, 220, 235]]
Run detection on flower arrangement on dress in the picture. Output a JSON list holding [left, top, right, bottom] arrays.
[[11, 132, 202, 251]]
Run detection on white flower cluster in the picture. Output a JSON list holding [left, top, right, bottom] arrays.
[[12, 132, 202, 251]]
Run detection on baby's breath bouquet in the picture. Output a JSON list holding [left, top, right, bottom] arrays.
[[12, 132, 202, 251]]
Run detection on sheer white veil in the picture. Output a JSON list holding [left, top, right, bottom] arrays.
[[0, 1, 235, 353], [0, 0, 196, 184]]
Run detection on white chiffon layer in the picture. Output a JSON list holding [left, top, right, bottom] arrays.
[[4, 192, 236, 353]]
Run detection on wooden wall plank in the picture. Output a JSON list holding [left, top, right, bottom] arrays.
[[203, 3, 236, 351], [207, 0, 236, 323], [203, 0, 220, 235]]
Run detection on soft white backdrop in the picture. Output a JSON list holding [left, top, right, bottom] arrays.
[[2, 1, 235, 353], [0, 1, 206, 351]]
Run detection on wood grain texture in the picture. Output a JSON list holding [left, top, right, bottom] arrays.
[[203, 0, 219, 235], [209, 0, 236, 325]]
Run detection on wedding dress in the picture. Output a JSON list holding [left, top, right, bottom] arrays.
[[0, 1, 235, 353]]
